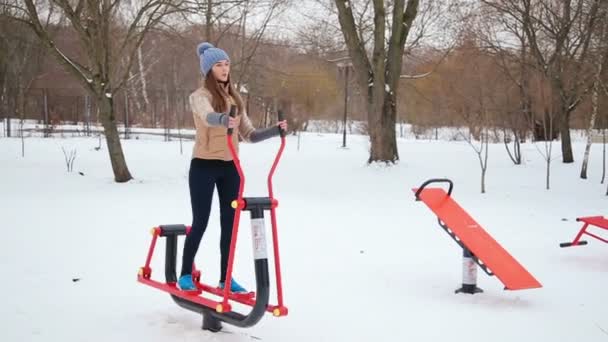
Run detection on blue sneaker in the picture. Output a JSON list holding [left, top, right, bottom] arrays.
[[219, 278, 247, 293], [178, 275, 197, 291]]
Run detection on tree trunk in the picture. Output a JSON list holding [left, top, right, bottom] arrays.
[[137, 45, 150, 113], [18, 87, 25, 156], [602, 128, 606, 184], [84, 95, 91, 136], [43, 88, 49, 137], [164, 84, 170, 141], [368, 91, 398, 162], [128, 71, 144, 118], [560, 109, 574, 163], [481, 147, 487, 194], [152, 92, 157, 128], [514, 130, 521, 164], [6, 114, 11, 137], [580, 71, 600, 179], [124, 92, 130, 139], [478, 129, 489, 194], [519, 43, 533, 140], [505, 128, 522, 165], [206, 0, 213, 41], [0, 72, 6, 138], [546, 157, 551, 190], [481, 167, 486, 193], [178, 91, 184, 155], [5, 87, 11, 137], [98, 95, 132, 182], [334, 0, 418, 165]]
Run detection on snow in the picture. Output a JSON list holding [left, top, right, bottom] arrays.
[[1, 130, 607, 342]]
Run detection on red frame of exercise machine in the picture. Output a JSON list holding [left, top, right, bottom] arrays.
[[139, 225, 282, 314], [138, 108, 288, 317], [221, 108, 287, 315]]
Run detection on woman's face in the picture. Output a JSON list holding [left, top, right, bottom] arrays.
[[211, 60, 230, 82]]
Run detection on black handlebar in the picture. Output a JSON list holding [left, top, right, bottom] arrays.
[[414, 178, 454, 200], [277, 109, 286, 138], [227, 105, 237, 136]]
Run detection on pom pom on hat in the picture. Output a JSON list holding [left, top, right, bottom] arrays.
[[197, 42, 214, 57]]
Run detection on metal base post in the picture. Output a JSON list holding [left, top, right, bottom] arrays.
[[455, 247, 483, 294]]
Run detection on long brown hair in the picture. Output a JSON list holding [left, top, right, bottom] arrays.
[[204, 71, 244, 115]]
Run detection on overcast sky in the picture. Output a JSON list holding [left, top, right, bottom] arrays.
[[246, 0, 331, 40]]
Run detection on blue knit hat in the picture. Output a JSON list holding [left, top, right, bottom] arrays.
[[197, 42, 230, 77]]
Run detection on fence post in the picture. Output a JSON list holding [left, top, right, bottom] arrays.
[[43, 88, 49, 137]]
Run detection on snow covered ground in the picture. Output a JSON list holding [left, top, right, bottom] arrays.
[[1, 131, 606, 342]]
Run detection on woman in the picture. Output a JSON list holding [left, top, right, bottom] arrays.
[[178, 42, 287, 292]]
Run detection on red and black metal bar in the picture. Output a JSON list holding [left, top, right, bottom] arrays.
[[268, 109, 287, 312], [207, 106, 287, 328], [138, 225, 270, 331], [414, 178, 453, 200], [560, 216, 608, 247]]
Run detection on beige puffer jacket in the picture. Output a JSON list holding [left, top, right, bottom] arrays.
[[189, 87, 255, 161]]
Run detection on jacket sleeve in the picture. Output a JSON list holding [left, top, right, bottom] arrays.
[[189, 90, 227, 127], [249, 126, 280, 143], [238, 110, 256, 142], [238, 110, 280, 143]]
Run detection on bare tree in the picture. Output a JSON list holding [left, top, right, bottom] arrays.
[[477, 2, 533, 164], [233, 0, 289, 90], [580, 3, 607, 179], [296, 13, 345, 57], [61, 146, 77, 172], [463, 127, 489, 194], [332, 0, 420, 163], [580, 49, 603, 179], [206, 0, 247, 42], [0, 5, 46, 142], [482, 0, 603, 164], [136, 45, 152, 113], [0, 27, 11, 138], [441, 37, 496, 194], [124, 42, 157, 124], [9, 0, 188, 182], [532, 73, 557, 190]]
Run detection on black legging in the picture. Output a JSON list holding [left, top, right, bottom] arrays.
[[181, 158, 240, 282]]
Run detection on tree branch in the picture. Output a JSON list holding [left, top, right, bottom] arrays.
[[370, 0, 386, 84], [21, 0, 95, 92], [334, 0, 372, 93], [118, 0, 168, 58], [114, 4, 180, 91], [235, 0, 284, 88], [400, 45, 449, 80]]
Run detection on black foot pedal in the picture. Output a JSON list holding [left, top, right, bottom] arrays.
[[560, 240, 588, 248]]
